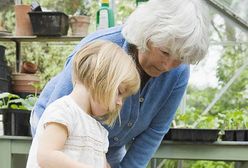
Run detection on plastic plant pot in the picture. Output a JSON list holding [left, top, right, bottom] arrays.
[[163, 128, 220, 142]]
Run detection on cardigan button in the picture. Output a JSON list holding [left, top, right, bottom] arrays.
[[113, 137, 119, 142], [139, 97, 144, 103], [127, 122, 133, 127]]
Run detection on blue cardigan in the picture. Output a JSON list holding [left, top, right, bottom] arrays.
[[31, 26, 190, 168]]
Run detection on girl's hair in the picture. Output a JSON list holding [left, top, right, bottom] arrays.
[[122, 0, 209, 64], [72, 40, 140, 126]]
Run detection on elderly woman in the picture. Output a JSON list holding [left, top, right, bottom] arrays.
[[30, 0, 209, 167]]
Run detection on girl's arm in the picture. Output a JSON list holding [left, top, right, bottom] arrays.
[[104, 156, 111, 168], [37, 122, 93, 168]]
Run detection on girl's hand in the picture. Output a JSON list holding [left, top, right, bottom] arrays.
[[105, 162, 111, 168], [104, 155, 111, 168]]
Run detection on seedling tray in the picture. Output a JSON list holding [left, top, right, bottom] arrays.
[[28, 11, 69, 36]]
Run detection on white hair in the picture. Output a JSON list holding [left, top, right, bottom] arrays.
[[122, 0, 210, 64]]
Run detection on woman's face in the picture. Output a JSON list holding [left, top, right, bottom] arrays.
[[138, 43, 182, 77]]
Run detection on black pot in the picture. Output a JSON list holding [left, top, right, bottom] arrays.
[[0, 78, 10, 93], [1, 109, 31, 136], [222, 130, 248, 141], [0, 63, 8, 79], [222, 130, 235, 141], [0, 45, 6, 63], [236, 130, 246, 141], [163, 128, 220, 142]]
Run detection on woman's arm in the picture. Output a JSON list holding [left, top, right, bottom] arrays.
[[120, 65, 190, 167], [37, 122, 93, 168]]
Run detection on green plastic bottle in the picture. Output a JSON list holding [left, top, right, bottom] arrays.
[[96, 0, 115, 30]]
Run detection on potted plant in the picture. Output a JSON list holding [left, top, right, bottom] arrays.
[[0, 92, 38, 136], [163, 114, 220, 142], [218, 110, 248, 141], [11, 61, 41, 95], [163, 127, 220, 142], [69, 1, 91, 36]]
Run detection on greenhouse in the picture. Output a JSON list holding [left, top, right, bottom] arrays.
[[0, 0, 247, 168]]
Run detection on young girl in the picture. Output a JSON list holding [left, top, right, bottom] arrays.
[[26, 40, 140, 168]]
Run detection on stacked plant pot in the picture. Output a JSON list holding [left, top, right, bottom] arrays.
[[0, 92, 34, 136], [0, 45, 11, 93], [11, 61, 40, 97]]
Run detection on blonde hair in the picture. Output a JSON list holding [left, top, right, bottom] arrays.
[[122, 0, 209, 64], [72, 40, 140, 126]]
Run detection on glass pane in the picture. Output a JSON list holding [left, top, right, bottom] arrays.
[[218, 0, 248, 22], [208, 5, 248, 43]]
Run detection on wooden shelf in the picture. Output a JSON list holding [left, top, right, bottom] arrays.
[[0, 36, 84, 42], [0, 35, 83, 72]]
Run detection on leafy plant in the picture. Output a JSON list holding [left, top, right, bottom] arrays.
[[190, 160, 234, 168], [73, 0, 91, 16], [0, 92, 19, 109], [0, 92, 38, 111], [40, 0, 92, 16], [158, 160, 234, 168], [116, 0, 135, 24], [195, 115, 220, 129], [217, 110, 248, 130]]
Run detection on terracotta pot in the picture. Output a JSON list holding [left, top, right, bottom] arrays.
[[11, 73, 40, 93], [21, 61, 38, 74], [15, 5, 33, 36], [69, 15, 90, 36]]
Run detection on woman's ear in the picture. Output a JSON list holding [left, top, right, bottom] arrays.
[[146, 40, 153, 51]]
